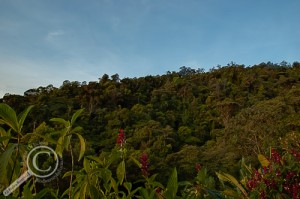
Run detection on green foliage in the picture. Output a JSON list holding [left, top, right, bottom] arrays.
[[0, 144, 16, 184], [1, 63, 300, 198], [182, 167, 221, 199], [163, 168, 179, 199]]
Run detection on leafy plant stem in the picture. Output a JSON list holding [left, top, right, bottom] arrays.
[[9, 134, 20, 185], [69, 142, 74, 199]]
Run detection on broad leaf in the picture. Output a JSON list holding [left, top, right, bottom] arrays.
[[0, 136, 11, 142], [50, 118, 70, 128], [75, 133, 86, 161], [110, 177, 118, 194], [0, 126, 7, 136], [71, 109, 84, 126], [216, 172, 248, 198], [123, 182, 132, 193], [0, 144, 16, 183], [117, 160, 126, 184], [79, 182, 88, 199], [163, 168, 178, 199], [99, 168, 112, 185], [55, 136, 65, 158], [86, 156, 102, 164], [22, 179, 33, 199], [89, 185, 100, 199], [17, 105, 34, 133], [139, 188, 150, 199], [130, 156, 141, 168], [258, 154, 270, 167], [25, 133, 57, 145], [0, 103, 19, 133], [33, 188, 52, 199], [83, 158, 90, 172], [72, 126, 83, 134]]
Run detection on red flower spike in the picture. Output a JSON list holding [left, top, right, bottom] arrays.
[[156, 187, 162, 194], [195, 163, 201, 173], [116, 129, 126, 148], [140, 153, 149, 177]]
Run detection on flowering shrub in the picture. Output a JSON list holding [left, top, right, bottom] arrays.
[[246, 148, 300, 199]]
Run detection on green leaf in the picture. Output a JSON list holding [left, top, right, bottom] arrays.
[[32, 122, 48, 134], [129, 187, 141, 198], [55, 136, 65, 158], [147, 173, 158, 184], [3, 129, 11, 147], [139, 188, 150, 199], [75, 133, 86, 161], [0, 126, 7, 136], [86, 156, 103, 164], [130, 156, 141, 168], [50, 118, 70, 127], [33, 188, 52, 199], [89, 185, 100, 199], [149, 189, 157, 199], [123, 182, 132, 193], [258, 154, 270, 167], [241, 157, 253, 175], [71, 109, 84, 126], [0, 136, 11, 142], [0, 103, 19, 133], [117, 160, 126, 184], [62, 171, 73, 178], [72, 126, 83, 134], [216, 172, 248, 198], [26, 133, 57, 145], [100, 168, 112, 185], [79, 182, 88, 199], [22, 179, 33, 199], [0, 144, 16, 183], [110, 177, 118, 194], [83, 158, 90, 172], [163, 168, 178, 199], [64, 134, 71, 150], [74, 191, 80, 199], [17, 105, 34, 133]]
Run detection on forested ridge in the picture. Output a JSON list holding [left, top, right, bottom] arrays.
[[1, 61, 300, 198]]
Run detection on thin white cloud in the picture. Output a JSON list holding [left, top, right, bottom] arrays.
[[46, 30, 65, 41]]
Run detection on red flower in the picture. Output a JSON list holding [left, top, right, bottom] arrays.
[[291, 149, 300, 162], [116, 129, 126, 148], [140, 153, 149, 177], [247, 179, 257, 190], [271, 148, 282, 164], [195, 163, 201, 173], [254, 170, 261, 181], [260, 190, 266, 199], [156, 187, 162, 194]]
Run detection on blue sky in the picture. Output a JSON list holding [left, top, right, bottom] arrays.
[[0, 0, 299, 98]]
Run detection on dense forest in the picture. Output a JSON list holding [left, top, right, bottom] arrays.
[[1, 61, 300, 198]]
